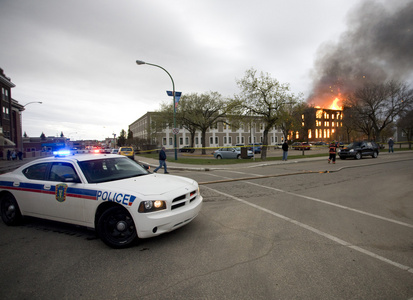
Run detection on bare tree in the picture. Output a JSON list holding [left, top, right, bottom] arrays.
[[235, 68, 300, 160], [344, 81, 413, 141], [397, 109, 413, 149]]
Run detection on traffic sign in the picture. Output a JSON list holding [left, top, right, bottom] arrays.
[[172, 128, 179, 135]]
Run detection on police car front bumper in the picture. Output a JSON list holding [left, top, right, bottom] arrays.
[[133, 195, 203, 239]]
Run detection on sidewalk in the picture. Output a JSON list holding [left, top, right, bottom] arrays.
[[1, 151, 410, 175]]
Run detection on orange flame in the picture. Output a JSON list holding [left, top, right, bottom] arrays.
[[329, 98, 343, 110]]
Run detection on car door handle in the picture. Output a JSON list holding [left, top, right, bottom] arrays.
[[13, 182, 20, 187], [44, 185, 51, 190]]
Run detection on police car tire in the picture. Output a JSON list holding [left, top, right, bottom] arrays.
[[0, 193, 22, 226], [97, 206, 137, 249], [355, 152, 362, 160]]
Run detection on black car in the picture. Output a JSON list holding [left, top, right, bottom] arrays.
[[338, 141, 379, 160], [179, 146, 195, 153]]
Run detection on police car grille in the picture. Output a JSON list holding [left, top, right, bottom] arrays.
[[171, 190, 197, 210]]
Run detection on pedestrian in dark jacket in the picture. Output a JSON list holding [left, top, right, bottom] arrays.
[[388, 138, 394, 153], [154, 147, 169, 173], [282, 141, 289, 161]]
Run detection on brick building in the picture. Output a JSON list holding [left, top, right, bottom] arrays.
[[0, 68, 24, 159]]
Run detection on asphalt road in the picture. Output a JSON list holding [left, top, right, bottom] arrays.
[[0, 152, 412, 299]]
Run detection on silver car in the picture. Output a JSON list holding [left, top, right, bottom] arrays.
[[213, 147, 253, 159]]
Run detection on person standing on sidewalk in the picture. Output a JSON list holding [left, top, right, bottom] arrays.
[[153, 147, 169, 174], [388, 137, 394, 153], [328, 141, 337, 164], [282, 140, 289, 161]]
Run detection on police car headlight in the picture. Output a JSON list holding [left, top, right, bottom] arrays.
[[350, 149, 354, 152], [138, 200, 166, 213]]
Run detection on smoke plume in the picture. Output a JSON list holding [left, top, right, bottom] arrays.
[[307, 0, 413, 107]]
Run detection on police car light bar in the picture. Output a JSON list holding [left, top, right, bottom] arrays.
[[53, 150, 72, 157]]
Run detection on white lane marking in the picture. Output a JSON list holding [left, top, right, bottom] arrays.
[[245, 181, 413, 229], [202, 185, 413, 274], [224, 170, 265, 177]]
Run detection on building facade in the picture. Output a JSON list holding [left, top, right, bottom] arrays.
[[129, 112, 285, 150], [304, 107, 344, 142], [0, 68, 24, 159]]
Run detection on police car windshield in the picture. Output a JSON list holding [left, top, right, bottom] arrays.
[[78, 157, 148, 183]]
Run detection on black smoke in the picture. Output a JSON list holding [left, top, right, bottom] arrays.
[[308, 0, 413, 107]]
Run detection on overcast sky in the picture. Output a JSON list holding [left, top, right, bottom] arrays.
[[0, 0, 384, 140]]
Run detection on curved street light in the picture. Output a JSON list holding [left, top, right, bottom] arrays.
[[23, 101, 42, 107], [135, 60, 178, 160]]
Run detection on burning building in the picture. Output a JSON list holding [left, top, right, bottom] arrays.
[[304, 0, 413, 142], [296, 97, 344, 142]]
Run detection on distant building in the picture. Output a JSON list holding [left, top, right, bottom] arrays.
[[129, 112, 285, 150]]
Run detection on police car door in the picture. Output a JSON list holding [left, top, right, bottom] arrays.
[[42, 162, 85, 222]]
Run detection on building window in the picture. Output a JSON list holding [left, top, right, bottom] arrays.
[[169, 138, 173, 145], [179, 137, 183, 145]]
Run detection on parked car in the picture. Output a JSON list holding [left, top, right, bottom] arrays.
[[247, 143, 262, 154], [292, 142, 311, 150], [111, 149, 119, 154], [0, 154, 202, 248], [118, 147, 134, 160], [179, 146, 195, 153], [338, 141, 379, 160], [213, 147, 253, 159]]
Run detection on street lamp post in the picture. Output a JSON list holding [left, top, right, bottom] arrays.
[[23, 101, 42, 108], [135, 60, 178, 160]]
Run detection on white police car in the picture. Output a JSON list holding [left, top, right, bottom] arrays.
[[0, 153, 202, 248]]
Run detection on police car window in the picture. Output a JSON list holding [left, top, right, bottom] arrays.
[[22, 163, 49, 180], [78, 157, 148, 183], [49, 162, 81, 183]]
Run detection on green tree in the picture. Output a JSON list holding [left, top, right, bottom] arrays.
[[278, 100, 306, 143], [40, 132, 46, 140], [235, 68, 300, 160], [178, 91, 230, 154], [117, 129, 127, 147]]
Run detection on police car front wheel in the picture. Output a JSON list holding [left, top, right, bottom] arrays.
[[97, 206, 137, 249]]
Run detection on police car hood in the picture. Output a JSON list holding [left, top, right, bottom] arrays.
[[98, 174, 196, 196]]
